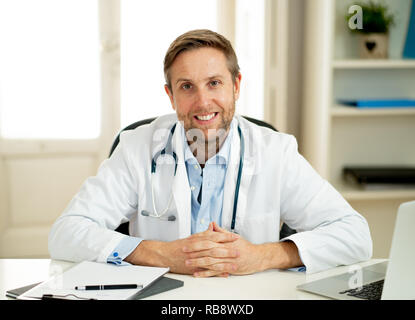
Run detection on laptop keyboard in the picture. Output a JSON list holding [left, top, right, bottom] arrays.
[[339, 279, 384, 300]]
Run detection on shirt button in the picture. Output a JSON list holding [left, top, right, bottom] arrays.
[[191, 186, 195, 191], [194, 164, 198, 170], [201, 218, 205, 224], [113, 252, 119, 257]]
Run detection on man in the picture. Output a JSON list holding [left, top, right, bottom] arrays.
[[49, 29, 372, 276]]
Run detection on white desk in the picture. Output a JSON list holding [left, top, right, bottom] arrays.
[[0, 258, 385, 300]]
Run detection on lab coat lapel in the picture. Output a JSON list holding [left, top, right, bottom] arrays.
[[171, 121, 192, 238], [222, 116, 256, 233]]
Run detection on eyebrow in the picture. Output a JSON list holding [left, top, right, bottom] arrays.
[[175, 74, 224, 85]]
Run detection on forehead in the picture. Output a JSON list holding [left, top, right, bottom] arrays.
[[169, 47, 230, 81]]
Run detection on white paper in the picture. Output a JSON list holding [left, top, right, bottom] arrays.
[[19, 261, 169, 300]]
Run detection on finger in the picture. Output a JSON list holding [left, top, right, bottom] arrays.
[[182, 240, 219, 253], [191, 261, 237, 275], [212, 221, 227, 233], [185, 231, 239, 253], [210, 262, 238, 273], [211, 223, 240, 241], [194, 270, 231, 278], [186, 256, 221, 268], [183, 234, 238, 252], [191, 222, 232, 236], [218, 272, 229, 278], [186, 257, 238, 272], [192, 267, 221, 278], [206, 231, 239, 243], [188, 227, 213, 238], [193, 269, 222, 278], [187, 247, 239, 259]]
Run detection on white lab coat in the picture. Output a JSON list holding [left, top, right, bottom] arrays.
[[48, 113, 372, 274]]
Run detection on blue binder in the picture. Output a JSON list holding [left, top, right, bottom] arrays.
[[403, 0, 415, 58], [337, 98, 415, 108]]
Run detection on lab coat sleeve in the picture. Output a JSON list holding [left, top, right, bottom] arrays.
[[48, 133, 139, 263], [279, 135, 373, 274], [107, 236, 143, 265]]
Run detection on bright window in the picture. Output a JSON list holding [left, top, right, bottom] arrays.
[[120, 0, 218, 128], [0, 0, 100, 139], [235, 0, 264, 120]]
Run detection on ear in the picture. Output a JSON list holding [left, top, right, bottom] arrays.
[[164, 84, 176, 110], [233, 73, 242, 101]]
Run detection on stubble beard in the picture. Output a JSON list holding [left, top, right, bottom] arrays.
[[178, 101, 235, 165]]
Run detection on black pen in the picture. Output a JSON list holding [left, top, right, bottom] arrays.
[[75, 284, 143, 290]]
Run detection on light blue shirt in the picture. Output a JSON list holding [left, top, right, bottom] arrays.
[[107, 236, 143, 265], [184, 118, 235, 234], [107, 119, 235, 266]]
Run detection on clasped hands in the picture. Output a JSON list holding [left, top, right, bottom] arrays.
[[168, 222, 267, 278], [128, 221, 302, 277]]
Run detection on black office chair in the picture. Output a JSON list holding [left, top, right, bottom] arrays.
[[110, 116, 297, 238]]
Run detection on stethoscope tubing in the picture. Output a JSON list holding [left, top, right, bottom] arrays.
[[143, 121, 244, 232], [230, 125, 244, 233]]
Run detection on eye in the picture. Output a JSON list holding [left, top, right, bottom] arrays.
[[210, 80, 220, 87], [181, 83, 192, 90]]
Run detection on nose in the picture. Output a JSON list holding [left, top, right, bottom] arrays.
[[194, 87, 210, 108]]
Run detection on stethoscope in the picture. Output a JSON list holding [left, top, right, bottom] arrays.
[[141, 121, 245, 233]]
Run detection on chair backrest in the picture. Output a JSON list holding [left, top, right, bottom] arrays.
[[109, 117, 157, 157], [111, 116, 296, 238], [109, 116, 277, 158]]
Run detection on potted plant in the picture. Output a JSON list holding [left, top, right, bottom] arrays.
[[346, 1, 395, 59]]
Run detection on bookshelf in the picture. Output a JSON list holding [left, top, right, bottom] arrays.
[[332, 59, 415, 69], [331, 104, 415, 117], [302, 0, 415, 258], [341, 187, 415, 202]]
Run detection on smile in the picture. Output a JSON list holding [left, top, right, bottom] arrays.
[[194, 112, 218, 122]]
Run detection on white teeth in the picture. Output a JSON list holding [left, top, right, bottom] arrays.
[[196, 113, 215, 121]]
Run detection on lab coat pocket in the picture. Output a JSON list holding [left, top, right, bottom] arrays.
[[138, 209, 180, 242], [241, 212, 279, 244]]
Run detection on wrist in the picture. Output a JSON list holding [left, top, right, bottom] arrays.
[[125, 240, 169, 267], [261, 241, 303, 271]]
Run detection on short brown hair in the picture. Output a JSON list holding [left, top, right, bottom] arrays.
[[163, 29, 240, 90]]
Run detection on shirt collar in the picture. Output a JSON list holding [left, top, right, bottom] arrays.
[[183, 117, 237, 166]]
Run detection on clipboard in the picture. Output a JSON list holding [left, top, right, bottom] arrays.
[[14, 261, 178, 300], [6, 276, 183, 300]]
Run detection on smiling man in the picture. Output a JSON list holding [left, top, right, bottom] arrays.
[[165, 40, 241, 165], [49, 29, 372, 276]]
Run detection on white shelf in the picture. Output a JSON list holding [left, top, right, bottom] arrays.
[[333, 182, 415, 201], [339, 186, 415, 202], [331, 105, 415, 117], [332, 59, 415, 69]]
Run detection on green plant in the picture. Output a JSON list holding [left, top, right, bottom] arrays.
[[346, 1, 395, 34]]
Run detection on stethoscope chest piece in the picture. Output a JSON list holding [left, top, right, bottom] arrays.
[[141, 210, 176, 221]]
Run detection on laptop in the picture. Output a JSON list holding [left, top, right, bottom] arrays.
[[297, 200, 415, 300]]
